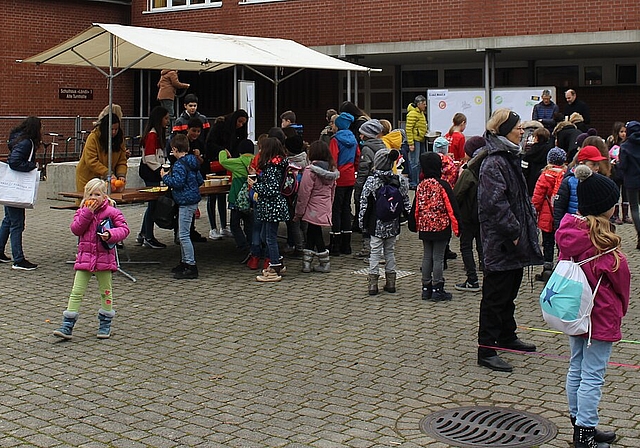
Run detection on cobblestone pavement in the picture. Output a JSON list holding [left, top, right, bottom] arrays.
[[0, 188, 638, 447]]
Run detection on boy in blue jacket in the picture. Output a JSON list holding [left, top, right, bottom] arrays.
[[161, 134, 204, 279]]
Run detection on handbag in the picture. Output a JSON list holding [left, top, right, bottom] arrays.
[[154, 189, 178, 229], [0, 142, 40, 209]]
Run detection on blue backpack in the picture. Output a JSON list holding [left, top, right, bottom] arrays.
[[375, 175, 403, 222], [539, 248, 615, 345]]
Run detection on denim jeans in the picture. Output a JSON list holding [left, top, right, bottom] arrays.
[[250, 215, 266, 257], [178, 203, 198, 265], [0, 205, 26, 263], [459, 223, 482, 283], [625, 188, 640, 235], [369, 235, 396, 275], [264, 221, 281, 265], [230, 208, 252, 250], [207, 194, 227, 230], [566, 337, 613, 428], [421, 239, 447, 284], [408, 140, 426, 188]]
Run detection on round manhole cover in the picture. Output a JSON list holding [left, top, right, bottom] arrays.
[[419, 406, 557, 447]]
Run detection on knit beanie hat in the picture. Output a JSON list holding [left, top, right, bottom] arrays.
[[575, 128, 598, 148], [373, 148, 399, 171], [334, 112, 354, 131], [433, 136, 450, 154], [575, 165, 619, 217], [359, 119, 384, 139], [626, 120, 640, 135], [546, 147, 566, 166], [464, 136, 486, 158], [381, 130, 403, 149], [284, 134, 305, 155]]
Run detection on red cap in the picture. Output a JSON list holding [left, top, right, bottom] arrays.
[[577, 145, 607, 162]]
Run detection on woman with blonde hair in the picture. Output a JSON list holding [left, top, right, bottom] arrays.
[[476, 108, 543, 372]]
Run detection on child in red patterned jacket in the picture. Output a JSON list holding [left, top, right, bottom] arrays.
[[531, 147, 567, 281], [413, 152, 461, 301]]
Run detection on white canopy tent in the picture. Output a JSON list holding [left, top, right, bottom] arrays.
[[20, 23, 377, 186]]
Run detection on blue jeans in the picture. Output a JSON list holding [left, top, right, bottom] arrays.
[[0, 206, 26, 263], [264, 221, 280, 265], [250, 215, 266, 257], [566, 337, 613, 428], [408, 140, 426, 187], [178, 204, 198, 265]]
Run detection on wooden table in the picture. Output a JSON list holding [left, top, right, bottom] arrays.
[[59, 185, 230, 204]]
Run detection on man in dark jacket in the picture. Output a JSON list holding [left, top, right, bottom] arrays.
[[532, 89, 559, 133], [563, 89, 590, 124], [477, 110, 544, 372], [618, 120, 640, 247]]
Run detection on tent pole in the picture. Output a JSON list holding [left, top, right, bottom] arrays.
[[274, 67, 279, 127], [108, 33, 114, 194], [233, 65, 238, 110], [347, 71, 351, 102]]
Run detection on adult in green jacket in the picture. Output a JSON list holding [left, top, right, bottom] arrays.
[[405, 95, 428, 188]]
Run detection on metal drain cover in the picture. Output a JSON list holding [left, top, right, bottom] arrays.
[[419, 406, 557, 447]]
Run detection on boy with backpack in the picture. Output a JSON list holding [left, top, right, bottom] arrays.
[[358, 149, 410, 295], [531, 147, 567, 281]]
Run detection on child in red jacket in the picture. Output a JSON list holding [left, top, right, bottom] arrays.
[[531, 147, 566, 281]]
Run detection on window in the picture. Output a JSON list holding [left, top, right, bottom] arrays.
[[444, 68, 483, 87], [150, 0, 220, 10], [536, 66, 578, 88], [584, 66, 602, 86], [617, 65, 637, 85]]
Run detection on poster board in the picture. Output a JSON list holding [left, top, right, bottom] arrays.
[[427, 89, 487, 138], [238, 80, 256, 143], [491, 87, 557, 123]]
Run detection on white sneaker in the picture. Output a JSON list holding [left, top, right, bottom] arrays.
[[208, 229, 223, 240], [221, 228, 233, 237]]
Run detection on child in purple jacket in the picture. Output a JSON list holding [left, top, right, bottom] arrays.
[[53, 178, 130, 340], [555, 165, 630, 448]]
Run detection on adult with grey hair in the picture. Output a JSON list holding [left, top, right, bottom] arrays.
[[564, 89, 591, 125], [476, 108, 543, 372], [532, 89, 559, 133], [405, 95, 428, 189]]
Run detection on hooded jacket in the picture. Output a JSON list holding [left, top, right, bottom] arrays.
[[405, 103, 427, 145], [478, 133, 543, 271], [162, 154, 204, 206], [71, 201, 130, 272], [553, 168, 579, 230], [355, 138, 387, 191], [453, 149, 487, 228], [295, 161, 339, 226], [359, 170, 410, 238], [555, 214, 629, 342], [7, 131, 38, 172], [252, 156, 290, 223], [157, 69, 189, 101], [531, 166, 566, 233], [618, 129, 640, 189], [329, 130, 359, 187], [553, 121, 581, 160], [218, 150, 254, 205]]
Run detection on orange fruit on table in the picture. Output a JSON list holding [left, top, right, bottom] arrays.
[[114, 179, 125, 188]]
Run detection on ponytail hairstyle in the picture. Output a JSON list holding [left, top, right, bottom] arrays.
[[448, 112, 467, 135]]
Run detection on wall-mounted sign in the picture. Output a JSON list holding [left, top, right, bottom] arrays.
[[59, 88, 93, 100]]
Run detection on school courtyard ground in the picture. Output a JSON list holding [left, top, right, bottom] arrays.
[[1, 187, 638, 447]]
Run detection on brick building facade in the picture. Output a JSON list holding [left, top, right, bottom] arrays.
[[4, 0, 640, 143]]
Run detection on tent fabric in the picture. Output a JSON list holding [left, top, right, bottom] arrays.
[[22, 23, 376, 73]]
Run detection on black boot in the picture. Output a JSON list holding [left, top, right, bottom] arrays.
[[329, 232, 342, 256], [368, 274, 379, 295], [340, 231, 352, 255], [535, 262, 553, 282], [174, 263, 198, 279], [432, 282, 452, 301], [421, 282, 432, 301], [383, 272, 396, 293], [574, 425, 607, 448], [571, 416, 616, 444]]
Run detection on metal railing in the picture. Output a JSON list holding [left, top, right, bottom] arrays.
[[1, 115, 146, 163]]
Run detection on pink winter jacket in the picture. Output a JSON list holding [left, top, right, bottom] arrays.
[[71, 202, 130, 272], [295, 161, 339, 227], [555, 214, 630, 342]]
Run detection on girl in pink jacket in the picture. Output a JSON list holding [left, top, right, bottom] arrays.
[[53, 178, 130, 340], [295, 141, 339, 273], [555, 165, 629, 447]]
